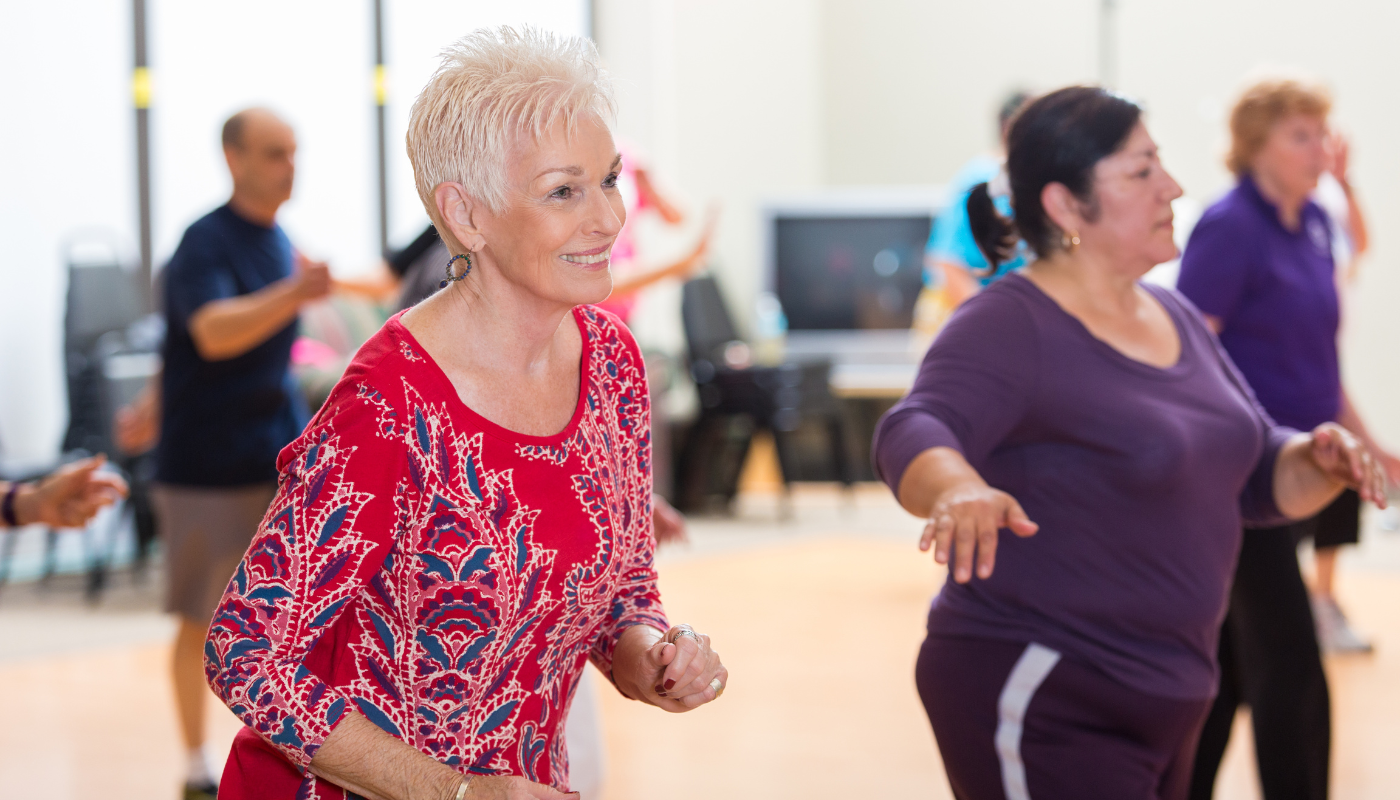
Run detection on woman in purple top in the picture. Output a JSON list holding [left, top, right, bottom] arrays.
[[873, 87, 1387, 800], [1178, 79, 1400, 800]]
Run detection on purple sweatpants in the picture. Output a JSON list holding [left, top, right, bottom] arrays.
[[917, 635, 1211, 800]]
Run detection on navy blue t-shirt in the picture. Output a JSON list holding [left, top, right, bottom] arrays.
[[157, 204, 308, 486]]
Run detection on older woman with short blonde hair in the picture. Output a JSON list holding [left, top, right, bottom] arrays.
[[1179, 76, 1396, 800], [205, 27, 726, 800]]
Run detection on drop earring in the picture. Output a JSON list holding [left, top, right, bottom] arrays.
[[440, 252, 472, 288]]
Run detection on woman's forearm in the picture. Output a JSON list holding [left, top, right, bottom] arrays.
[[896, 446, 986, 518], [1272, 433, 1345, 520], [308, 712, 464, 800]]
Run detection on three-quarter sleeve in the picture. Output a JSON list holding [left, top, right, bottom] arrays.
[[587, 328, 668, 685], [1177, 208, 1256, 325], [205, 377, 406, 768], [873, 289, 1040, 494]]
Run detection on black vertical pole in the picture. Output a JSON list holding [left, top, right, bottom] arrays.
[[133, 0, 153, 308], [373, 0, 389, 257]]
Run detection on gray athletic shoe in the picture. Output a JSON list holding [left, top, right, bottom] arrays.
[[1312, 595, 1374, 654]]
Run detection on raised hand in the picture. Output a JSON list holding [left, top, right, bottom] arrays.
[[920, 481, 1039, 583], [1327, 132, 1352, 185]]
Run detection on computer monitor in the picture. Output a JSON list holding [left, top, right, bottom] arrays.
[[763, 187, 944, 332]]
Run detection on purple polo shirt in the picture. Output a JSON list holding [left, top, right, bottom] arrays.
[[873, 274, 1293, 699], [1176, 175, 1341, 431]]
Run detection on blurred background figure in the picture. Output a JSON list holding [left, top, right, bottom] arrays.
[[1178, 77, 1399, 800], [153, 107, 330, 800], [2, 456, 127, 530], [912, 89, 1031, 338]]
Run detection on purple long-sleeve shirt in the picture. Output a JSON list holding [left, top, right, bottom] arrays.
[[874, 273, 1294, 699]]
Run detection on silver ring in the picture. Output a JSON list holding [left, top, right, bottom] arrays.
[[710, 677, 724, 697], [670, 628, 701, 644]]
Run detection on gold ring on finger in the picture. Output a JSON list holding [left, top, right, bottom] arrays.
[[710, 677, 724, 698]]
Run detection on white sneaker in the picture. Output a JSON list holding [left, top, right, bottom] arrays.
[[1311, 595, 1374, 654]]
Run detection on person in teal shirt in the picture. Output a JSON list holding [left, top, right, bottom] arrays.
[[925, 91, 1030, 308]]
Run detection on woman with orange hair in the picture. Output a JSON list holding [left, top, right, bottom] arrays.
[[1179, 77, 1397, 800]]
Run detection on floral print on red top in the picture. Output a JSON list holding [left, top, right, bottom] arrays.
[[205, 306, 667, 799]]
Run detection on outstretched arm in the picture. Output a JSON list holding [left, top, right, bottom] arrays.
[[189, 252, 330, 360], [897, 446, 1038, 583]]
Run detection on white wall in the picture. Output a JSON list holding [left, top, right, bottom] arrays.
[[0, 0, 135, 462], [0, 0, 586, 463], [5, 1, 1398, 459], [812, 0, 1400, 443], [598, 0, 1399, 445], [596, 0, 827, 347]]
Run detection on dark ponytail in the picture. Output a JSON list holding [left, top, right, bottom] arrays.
[[966, 182, 1018, 270], [1001, 86, 1142, 259]]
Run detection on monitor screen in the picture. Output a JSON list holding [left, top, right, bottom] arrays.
[[774, 215, 932, 331]]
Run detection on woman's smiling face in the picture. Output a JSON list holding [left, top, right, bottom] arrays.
[[474, 114, 626, 307]]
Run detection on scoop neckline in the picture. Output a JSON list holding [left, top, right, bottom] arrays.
[[386, 306, 593, 446], [1004, 272, 1195, 381]]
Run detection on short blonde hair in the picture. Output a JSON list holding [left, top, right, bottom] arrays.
[[1226, 78, 1331, 176], [406, 26, 616, 232]]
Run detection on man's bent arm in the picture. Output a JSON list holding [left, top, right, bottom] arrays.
[[188, 275, 309, 361]]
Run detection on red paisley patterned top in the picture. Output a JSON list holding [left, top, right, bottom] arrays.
[[206, 306, 668, 799]]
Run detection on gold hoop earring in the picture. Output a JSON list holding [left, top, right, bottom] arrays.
[[1061, 231, 1081, 252]]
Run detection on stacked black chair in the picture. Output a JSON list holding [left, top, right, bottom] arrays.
[[674, 275, 852, 512], [0, 249, 159, 601]]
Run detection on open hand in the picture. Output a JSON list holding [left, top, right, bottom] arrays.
[[920, 481, 1038, 583], [1309, 423, 1387, 506]]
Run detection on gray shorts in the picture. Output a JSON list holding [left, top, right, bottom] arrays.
[[152, 482, 276, 625]]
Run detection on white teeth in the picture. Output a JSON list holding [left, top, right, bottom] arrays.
[[561, 250, 610, 265]]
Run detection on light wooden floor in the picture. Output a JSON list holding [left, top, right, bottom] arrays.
[[1, 494, 1398, 799]]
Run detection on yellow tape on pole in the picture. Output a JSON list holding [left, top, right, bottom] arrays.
[[132, 67, 152, 109], [374, 64, 387, 106]]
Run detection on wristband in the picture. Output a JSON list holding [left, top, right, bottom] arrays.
[[2, 482, 21, 527]]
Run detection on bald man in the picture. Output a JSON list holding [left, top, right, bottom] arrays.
[[153, 108, 330, 800]]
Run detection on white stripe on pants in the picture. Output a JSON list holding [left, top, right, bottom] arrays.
[[994, 643, 1061, 800]]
